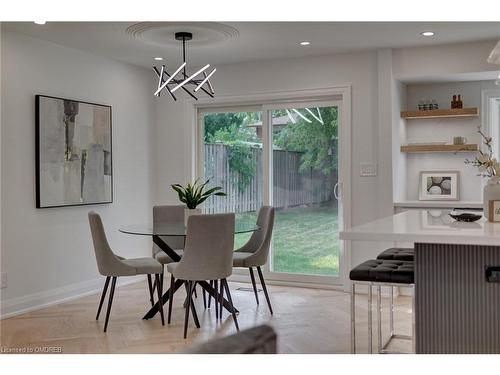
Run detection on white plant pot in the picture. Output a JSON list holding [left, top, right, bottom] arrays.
[[184, 208, 202, 226], [483, 182, 500, 220]]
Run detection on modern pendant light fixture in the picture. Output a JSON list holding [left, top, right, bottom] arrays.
[[153, 32, 216, 100]]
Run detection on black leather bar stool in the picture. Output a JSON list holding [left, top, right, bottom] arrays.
[[350, 259, 415, 354], [376, 247, 414, 261]]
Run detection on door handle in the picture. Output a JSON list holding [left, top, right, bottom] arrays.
[[334, 182, 340, 200]]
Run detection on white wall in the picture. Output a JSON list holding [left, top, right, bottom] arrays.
[[0, 31, 155, 317], [393, 40, 500, 80], [391, 80, 408, 203], [377, 49, 396, 218]]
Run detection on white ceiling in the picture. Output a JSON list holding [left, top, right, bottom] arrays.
[[3, 22, 500, 69]]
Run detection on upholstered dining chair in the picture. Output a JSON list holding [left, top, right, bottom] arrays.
[[232, 206, 275, 314], [88, 211, 165, 332], [167, 213, 239, 339]]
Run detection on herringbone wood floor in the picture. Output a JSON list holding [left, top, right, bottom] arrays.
[[0, 280, 412, 354]]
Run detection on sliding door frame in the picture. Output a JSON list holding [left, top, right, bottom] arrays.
[[262, 99, 344, 286], [191, 86, 352, 290]]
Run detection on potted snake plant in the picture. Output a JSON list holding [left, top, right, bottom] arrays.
[[171, 179, 227, 225]]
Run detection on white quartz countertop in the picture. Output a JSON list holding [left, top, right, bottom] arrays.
[[340, 209, 500, 246]]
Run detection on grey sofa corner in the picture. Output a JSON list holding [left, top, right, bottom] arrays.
[[182, 325, 277, 354]]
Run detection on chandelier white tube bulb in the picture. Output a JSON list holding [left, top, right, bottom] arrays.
[[171, 64, 210, 93], [195, 68, 217, 92], [154, 62, 187, 96]]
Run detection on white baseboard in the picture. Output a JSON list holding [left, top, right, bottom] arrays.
[[0, 275, 145, 320], [228, 273, 345, 291]]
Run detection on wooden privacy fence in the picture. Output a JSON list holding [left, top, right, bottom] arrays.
[[204, 143, 335, 214]]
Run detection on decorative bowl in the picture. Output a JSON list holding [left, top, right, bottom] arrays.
[[449, 212, 482, 222]]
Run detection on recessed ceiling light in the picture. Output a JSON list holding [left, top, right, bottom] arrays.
[[421, 31, 435, 37], [34, 21, 46, 25], [154, 57, 164, 61], [299, 41, 311, 46]]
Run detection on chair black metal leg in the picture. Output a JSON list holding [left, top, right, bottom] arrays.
[[193, 283, 198, 299], [249, 267, 260, 305], [183, 281, 192, 339], [214, 279, 219, 319], [155, 274, 165, 326], [103, 277, 117, 332], [257, 266, 273, 315], [219, 280, 224, 319], [202, 288, 207, 309], [222, 279, 239, 331], [96, 276, 110, 320], [147, 274, 155, 307], [189, 283, 201, 329], [208, 280, 213, 308], [168, 275, 175, 324]]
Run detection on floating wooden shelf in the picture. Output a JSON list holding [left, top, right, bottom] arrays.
[[400, 144, 479, 153], [400, 107, 479, 119]]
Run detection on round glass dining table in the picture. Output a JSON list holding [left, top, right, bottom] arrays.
[[119, 221, 259, 237], [119, 220, 259, 320]]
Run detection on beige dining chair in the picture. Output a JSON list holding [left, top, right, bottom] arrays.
[[88, 211, 165, 332], [232, 206, 275, 314], [167, 213, 238, 339]]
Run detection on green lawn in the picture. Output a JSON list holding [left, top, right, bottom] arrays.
[[235, 205, 339, 276]]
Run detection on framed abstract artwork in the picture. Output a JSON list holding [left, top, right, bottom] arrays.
[[35, 95, 113, 208], [418, 170, 459, 201]]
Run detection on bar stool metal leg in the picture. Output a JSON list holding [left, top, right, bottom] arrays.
[[412, 286, 416, 354], [377, 285, 382, 353], [389, 286, 394, 336], [368, 285, 373, 354], [379, 283, 414, 354], [351, 283, 356, 354]]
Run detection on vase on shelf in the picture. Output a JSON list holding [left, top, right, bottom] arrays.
[[483, 180, 500, 221], [184, 208, 202, 226]]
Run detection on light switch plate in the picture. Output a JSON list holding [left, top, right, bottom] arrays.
[[360, 162, 378, 177], [0, 272, 7, 289]]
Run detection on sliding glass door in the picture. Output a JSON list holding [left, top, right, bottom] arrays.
[[198, 99, 344, 285], [264, 102, 342, 284]]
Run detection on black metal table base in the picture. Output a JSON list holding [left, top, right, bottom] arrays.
[[142, 235, 239, 320]]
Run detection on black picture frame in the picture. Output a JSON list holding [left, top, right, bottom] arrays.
[[35, 94, 113, 208]]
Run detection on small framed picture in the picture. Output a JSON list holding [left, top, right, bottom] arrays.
[[419, 170, 459, 201], [488, 200, 500, 222]]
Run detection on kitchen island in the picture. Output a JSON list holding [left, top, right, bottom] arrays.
[[340, 209, 500, 354]]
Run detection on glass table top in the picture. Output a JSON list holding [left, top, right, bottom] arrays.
[[119, 221, 259, 236]]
